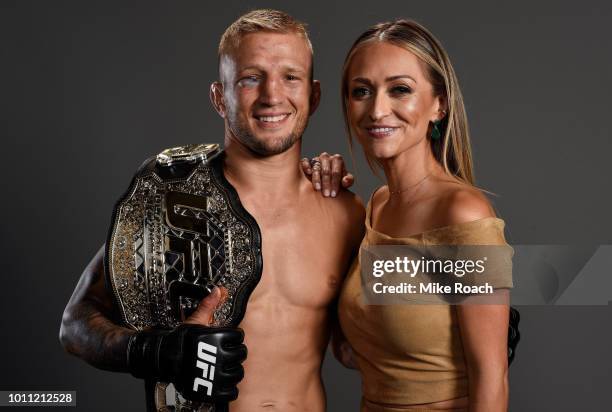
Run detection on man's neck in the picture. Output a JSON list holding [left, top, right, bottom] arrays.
[[222, 135, 304, 200]]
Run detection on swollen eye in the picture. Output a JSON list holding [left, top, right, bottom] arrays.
[[239, 77, 259, 87]]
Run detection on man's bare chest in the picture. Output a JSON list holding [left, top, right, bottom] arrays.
[[247, 206, 348, 308]]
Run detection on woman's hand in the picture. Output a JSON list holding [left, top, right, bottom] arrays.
[[300, 152, 354, 197], [335, 340, 358, 369], [330, 305, 358, 370]]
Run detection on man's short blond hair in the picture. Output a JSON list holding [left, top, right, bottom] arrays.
[[218, 9, 313, 59]]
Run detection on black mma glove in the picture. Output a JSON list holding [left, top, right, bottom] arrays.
[[127, 325, 247, 403]]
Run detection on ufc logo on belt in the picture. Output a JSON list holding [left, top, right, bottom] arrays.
[[193, 341, 217, 395]]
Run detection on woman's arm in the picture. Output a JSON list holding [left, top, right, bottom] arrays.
[[457, 303, 510, 412], [447, 188, 509, 411]]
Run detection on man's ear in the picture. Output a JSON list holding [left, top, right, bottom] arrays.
[[309, 80, 321, 116], [210, 81, 226, 118]]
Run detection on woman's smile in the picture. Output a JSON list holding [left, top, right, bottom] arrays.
[[364, 125, 401, 138]]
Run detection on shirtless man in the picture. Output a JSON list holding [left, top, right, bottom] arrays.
[[59, 9, 364, 411]]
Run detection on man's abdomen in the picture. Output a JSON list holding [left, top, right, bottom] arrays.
[[230, 303, 329, 411], [231, 374, 325, 411]]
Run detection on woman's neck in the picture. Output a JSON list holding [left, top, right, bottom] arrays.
[[381, 140, 442, 196]]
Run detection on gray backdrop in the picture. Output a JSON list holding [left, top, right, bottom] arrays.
[[1, 0, 611, 411]]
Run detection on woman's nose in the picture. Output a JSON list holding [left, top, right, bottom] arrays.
[[369, 91, 391, 121]]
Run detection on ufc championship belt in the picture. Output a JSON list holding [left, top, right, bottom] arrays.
[[105, 143, 262, 411]]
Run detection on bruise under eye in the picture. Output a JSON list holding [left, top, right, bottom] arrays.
[[238, 76, 259, 87]]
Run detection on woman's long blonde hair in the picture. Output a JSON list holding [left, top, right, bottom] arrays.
[[341, 19, 475, 185]]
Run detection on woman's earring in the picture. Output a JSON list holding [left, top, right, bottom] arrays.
[[430, 120, 442, 140], [430, 110, 447, 140]]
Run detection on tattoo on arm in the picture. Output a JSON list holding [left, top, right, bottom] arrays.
[[60, 246, 135, 372]]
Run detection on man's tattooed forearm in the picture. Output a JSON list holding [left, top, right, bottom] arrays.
[[62, 301, 134, 372]]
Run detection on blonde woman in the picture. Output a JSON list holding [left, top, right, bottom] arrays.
[[323, 20, 514, 412]]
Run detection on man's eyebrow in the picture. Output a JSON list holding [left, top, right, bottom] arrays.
[[284, 65, 308, 73], [238, 65, 265, 73], [238, 65, 308, 74]]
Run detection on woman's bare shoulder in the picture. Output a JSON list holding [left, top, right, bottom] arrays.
[[436, 184, 496, 226]]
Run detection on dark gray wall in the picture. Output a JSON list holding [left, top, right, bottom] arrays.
[[1, 1, 610, 411]]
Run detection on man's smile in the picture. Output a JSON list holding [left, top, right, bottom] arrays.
[[253, 112, 292, 128]]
